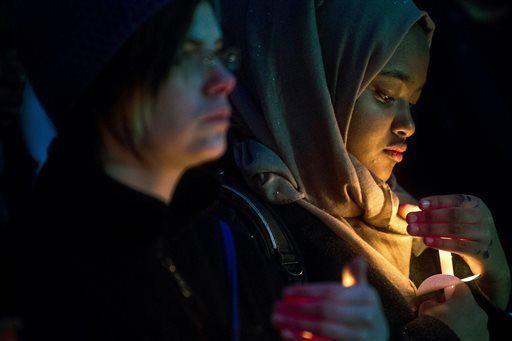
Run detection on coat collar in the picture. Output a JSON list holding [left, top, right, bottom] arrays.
[[35, 139, 221, 240]]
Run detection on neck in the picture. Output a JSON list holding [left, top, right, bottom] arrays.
[[103, 160, 184, 204], [101, 130, 184, 204]]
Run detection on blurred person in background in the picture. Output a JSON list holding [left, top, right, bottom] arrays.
[[4, 0, 240, 339]]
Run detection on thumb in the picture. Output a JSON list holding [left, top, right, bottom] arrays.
[[398, 203, 421, 221], [419, 298, 440, 316], [343, 257, 368, 286], [450, 282, 472, 298]]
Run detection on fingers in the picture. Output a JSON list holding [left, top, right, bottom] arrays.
[[406, 194, 496, 262], [418, 298, 440, 316], [275, 301, 376, 327], [278, 263, 385, 341], [284, 284, 376, 305], [419, 283, 472, 316], [406, 207, 480, 225], [280, 328, 333, 341], [423, 237, 491, 260], [407, 222, 487, 241], [398, 203, 421, 221], [273, 314, 371, 341], [451, 282, 472, 296], [419, 194, 480, 210]]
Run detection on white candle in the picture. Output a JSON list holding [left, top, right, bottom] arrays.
[[439, 249, 455, 299]]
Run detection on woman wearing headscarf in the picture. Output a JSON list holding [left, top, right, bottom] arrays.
[[216, 0, 510, 339], [5, 0, 239, 339]]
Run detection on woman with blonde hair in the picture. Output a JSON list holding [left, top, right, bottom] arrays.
[[8, 0, 239, 339]]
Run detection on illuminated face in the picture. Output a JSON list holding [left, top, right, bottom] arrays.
[[143, 1, 236, 169], [346, 24, 430, 181]]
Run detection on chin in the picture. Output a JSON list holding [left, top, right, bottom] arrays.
[[379, 169, 394, 182], [371, 165, 394, 182], [200, 145, 227, 163], [188, 135, 227, 166]]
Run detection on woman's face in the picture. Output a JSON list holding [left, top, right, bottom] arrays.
[[143, 1, 236, 169], [346, 24, 430, 181]]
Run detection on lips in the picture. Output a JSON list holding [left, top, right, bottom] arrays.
[[201, 107, 232, 126], [383, 143, 407, 162]]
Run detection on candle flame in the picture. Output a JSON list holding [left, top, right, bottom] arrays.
[[342, 266, 356, 287], [301, 331, 314, 339]]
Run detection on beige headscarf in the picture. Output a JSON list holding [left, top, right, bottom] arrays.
[[222, 0, 434, 304]]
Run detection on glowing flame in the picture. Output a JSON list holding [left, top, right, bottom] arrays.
[[342, 266, 356, 287], [301, 331, 314, 339]]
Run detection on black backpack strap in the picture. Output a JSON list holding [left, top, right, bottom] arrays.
[[219, 183, 306, 284]]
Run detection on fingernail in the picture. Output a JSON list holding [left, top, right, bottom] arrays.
[[424, 237, 435, 245], [408, 223, 419, 235], [407, 214, 418, 223], [420, 199, 430, 209], [284, 296, 321, 305]]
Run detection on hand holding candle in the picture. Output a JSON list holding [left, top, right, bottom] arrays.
[[272, 258, 389, 341], [418, 282, 489, 341], [405, 194, 510, 308]]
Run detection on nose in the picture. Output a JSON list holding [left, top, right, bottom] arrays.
[[392, 104, 415, 139], [203, 64, 236, 97]]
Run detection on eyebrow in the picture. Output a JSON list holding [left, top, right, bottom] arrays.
[[378, 69, 411, 83], [184, 38, 224, 49], [378, 69, 426, 94]]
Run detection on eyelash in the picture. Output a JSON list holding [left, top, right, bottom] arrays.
[[374, 90, 416, 109], [375, 90, 396, 105]]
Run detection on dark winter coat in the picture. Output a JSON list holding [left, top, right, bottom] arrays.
[[6, 141, 232, 340]]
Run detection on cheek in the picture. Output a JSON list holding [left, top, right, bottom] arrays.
[[348, 94, 392, 155], [346, 92, 396, 180], [141, 71, 226, 164], [149, 74, 205, 147]]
